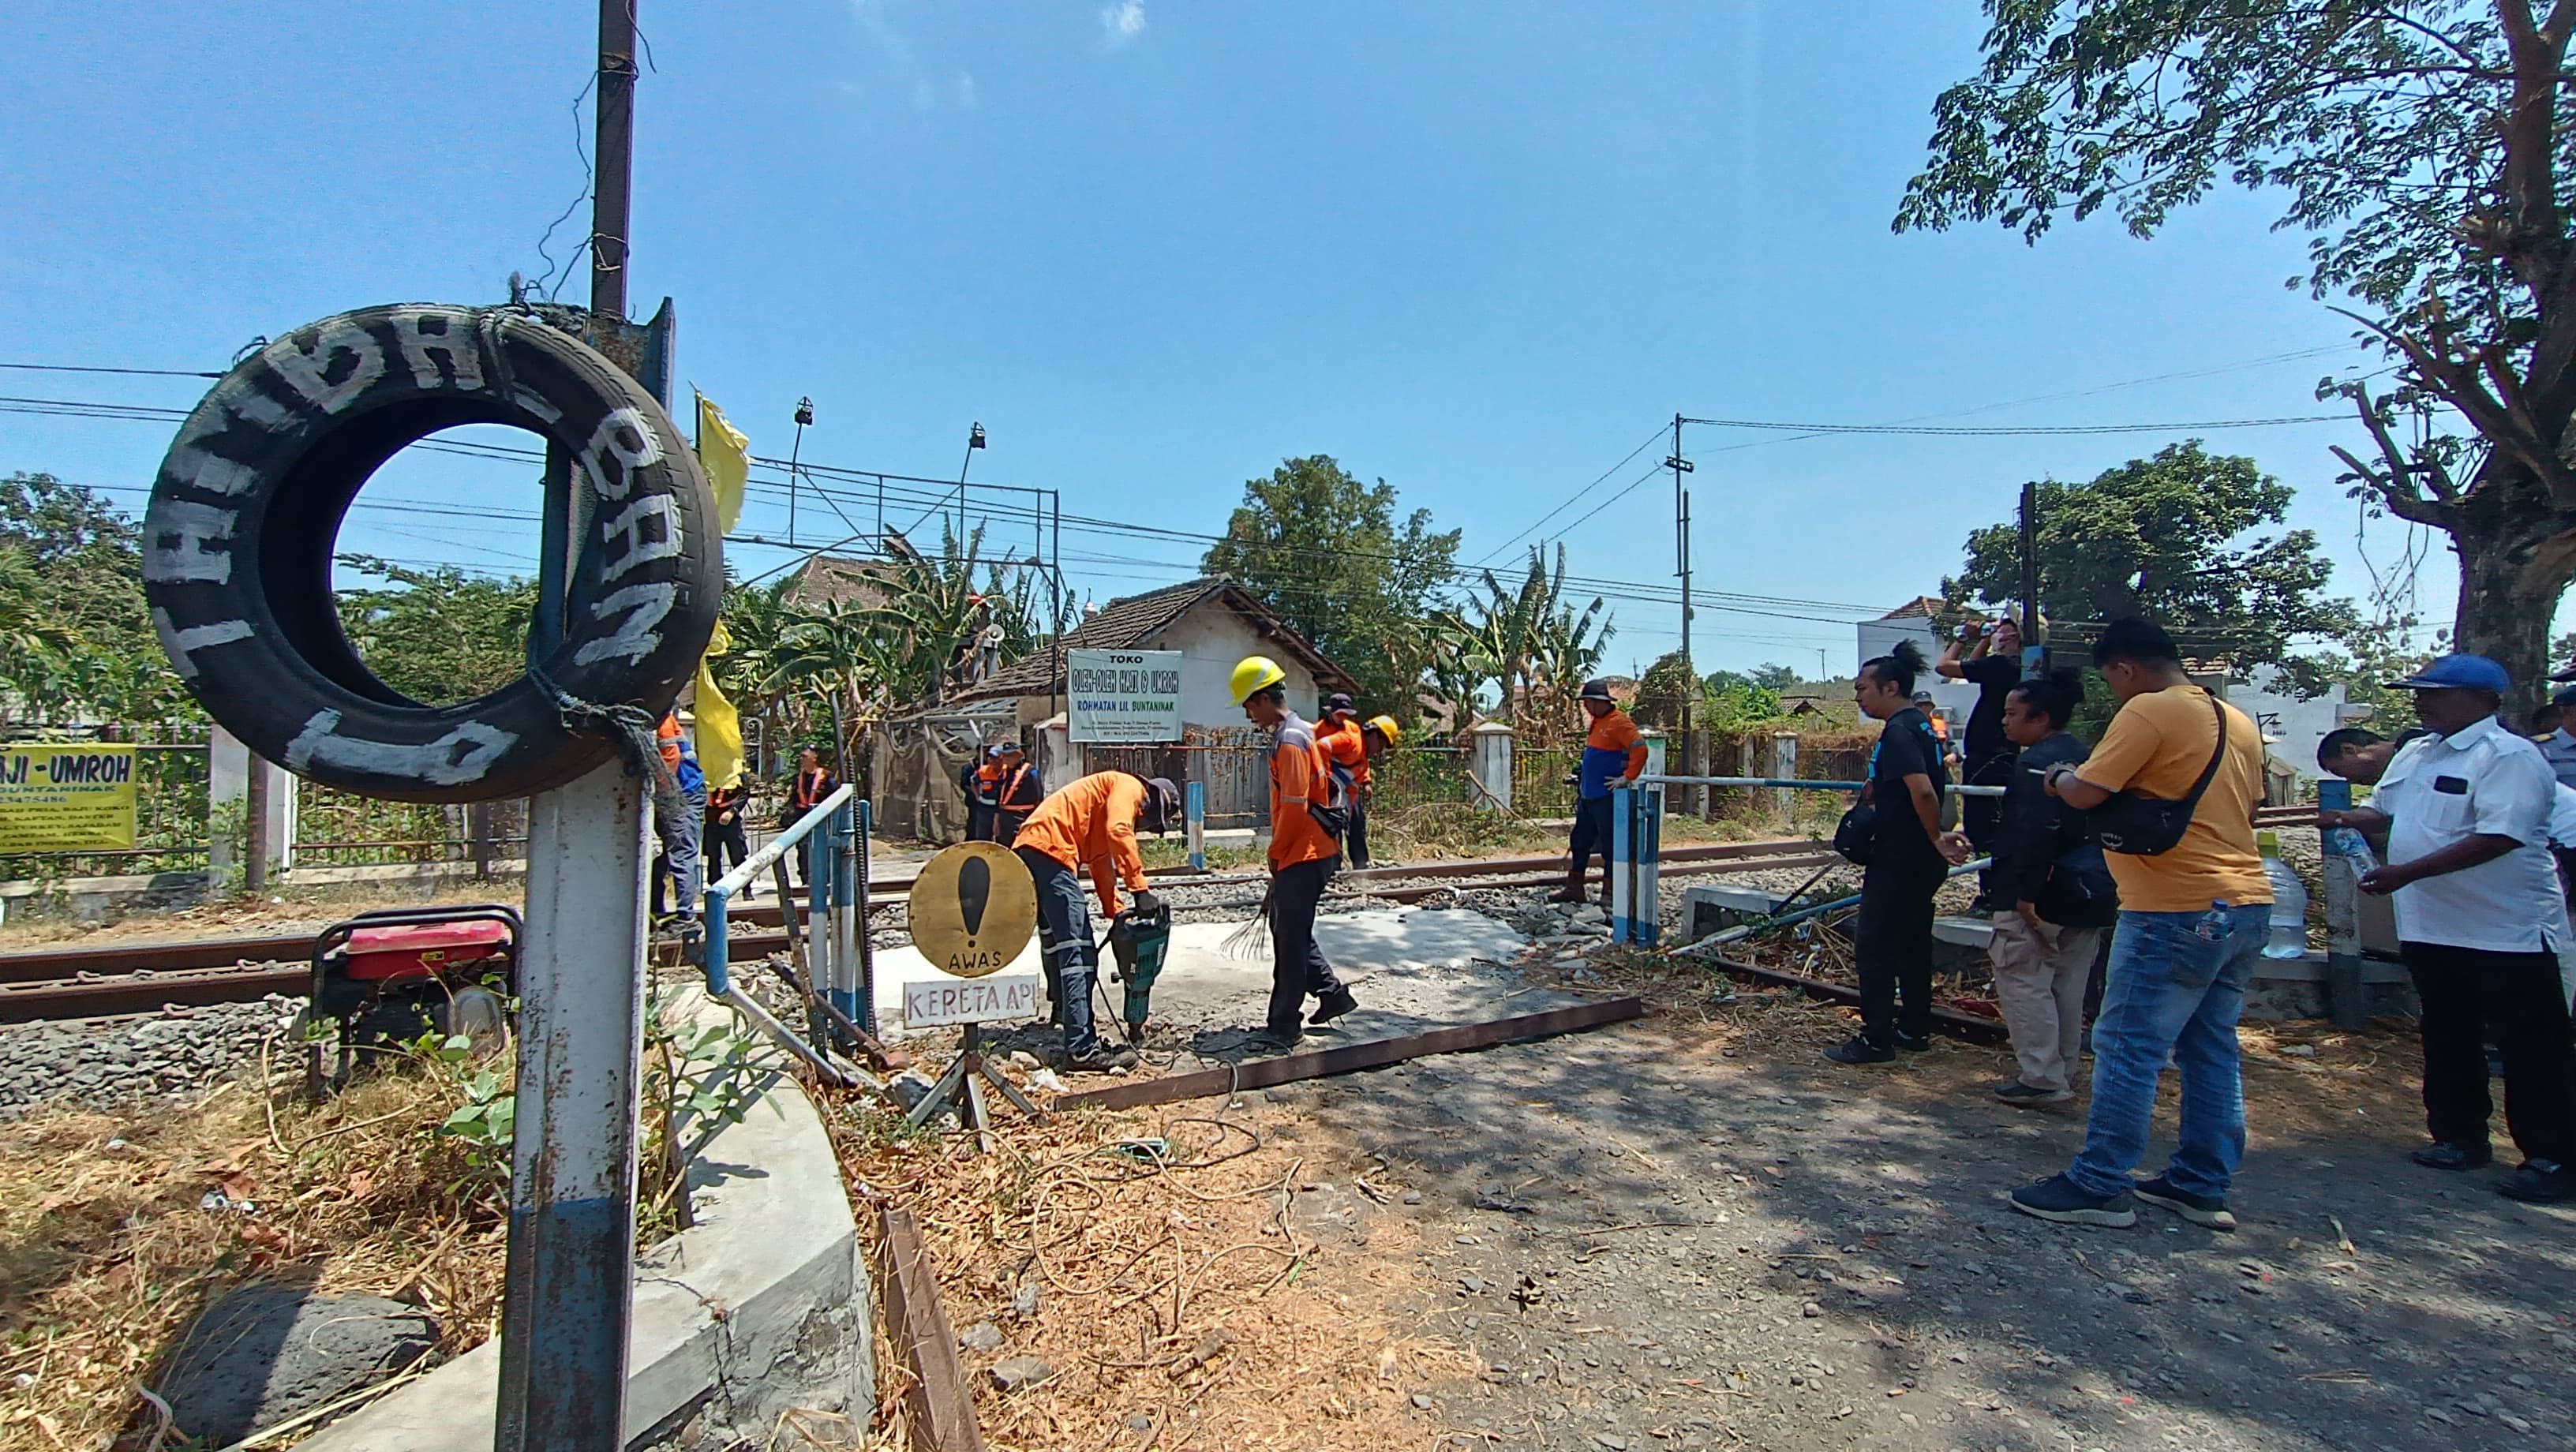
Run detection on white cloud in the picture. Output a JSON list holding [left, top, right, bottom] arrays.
[[1100, 1, 1145, 45]]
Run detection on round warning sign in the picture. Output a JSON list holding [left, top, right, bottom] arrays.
[[908, 842, 1038, 979]]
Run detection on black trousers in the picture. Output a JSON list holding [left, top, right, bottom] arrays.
[[1018, 847, 1103, 1057], [1855, 853, 1944, 1046], [1567, 795, 1613, 880], [965, 803, 995, 842], [705, 810, 751, 887], [2403, 940, 2576, 1166], [1961, 750, 2010, 903], [1346, 795, 1370, 868], [1267, 857, 1346, 1035]]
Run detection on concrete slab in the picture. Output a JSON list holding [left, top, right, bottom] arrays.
[[873, 907, 1541, 1046]]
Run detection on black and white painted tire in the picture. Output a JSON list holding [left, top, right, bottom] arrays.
[[142, 304, 721, 803]]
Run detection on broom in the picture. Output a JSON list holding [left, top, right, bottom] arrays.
[[1221, 881, 1275, 960]]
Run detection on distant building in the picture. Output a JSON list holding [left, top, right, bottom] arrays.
[[951, 576, 1357, 732]]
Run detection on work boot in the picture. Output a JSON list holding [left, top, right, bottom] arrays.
[[1309, 988, 1359, 1026], [1065, 1043, 1140, 1072], [1547, 866, 1586, 904]]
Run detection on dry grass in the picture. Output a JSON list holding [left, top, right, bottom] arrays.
[[0, 1048, 511, 1451], [826, 1089, 1474, 1452]]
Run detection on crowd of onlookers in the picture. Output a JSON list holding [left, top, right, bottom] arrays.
[[1833, 615, 2576, 1219]]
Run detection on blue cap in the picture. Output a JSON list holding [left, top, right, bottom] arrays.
[[2552, 683, 2576, 708], [2387, 653, 2510, 693], [987, 743, 1009, 758]]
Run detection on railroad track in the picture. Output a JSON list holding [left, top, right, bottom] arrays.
[[0, 837, 1839, 1022]]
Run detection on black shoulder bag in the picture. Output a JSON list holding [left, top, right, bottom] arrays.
[[2087, 697, 2228, 857]]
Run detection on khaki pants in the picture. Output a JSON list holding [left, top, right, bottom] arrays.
[[1989, 911, 2104, 1093]]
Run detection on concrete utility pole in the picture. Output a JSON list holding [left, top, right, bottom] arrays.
[[2018, 479, 2040, 672], [1667, 415, 1696, 810], [497, 5, 650, 1450]]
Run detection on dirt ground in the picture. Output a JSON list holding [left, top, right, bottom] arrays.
[[1283, 971, 2576, 1452]]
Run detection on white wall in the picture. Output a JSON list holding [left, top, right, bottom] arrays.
[[1154, 605, 1329, 728], [2219, 668, 2366, 783], [1852, 619, 1980, 727]]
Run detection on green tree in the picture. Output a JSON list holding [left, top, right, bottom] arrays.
[[1895, 1, 2576, 709], [1430, 544, 1614, 732], [0, 473, 197, 729], [1201, 456, 1462, 709], [1943, 444, 2355, 687], [332, 556, 539, 705]]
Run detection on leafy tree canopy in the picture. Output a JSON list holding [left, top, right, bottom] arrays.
[[1, 473, 197, 730], [1202, 456, 1462, 710], [332, 556, 538, 706], [1896, 0, 2576, 702], [1943, 443, 2355, 690]]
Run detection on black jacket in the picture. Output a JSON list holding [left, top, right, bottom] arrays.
[[1998, 732, 2092, 906]]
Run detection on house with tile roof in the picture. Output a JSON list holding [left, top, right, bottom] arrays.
[[952, 576, 1357, 732]]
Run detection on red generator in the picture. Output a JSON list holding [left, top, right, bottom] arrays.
[[307, 904, 522, 1096]]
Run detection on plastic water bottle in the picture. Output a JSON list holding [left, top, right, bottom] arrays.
[[2259, 831, 2309, 958], [2327, 825, 2379, 872]]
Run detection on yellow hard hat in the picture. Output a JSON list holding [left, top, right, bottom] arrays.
[[1230, 654, 1287, 705], [1366, 714, 1402, 744]]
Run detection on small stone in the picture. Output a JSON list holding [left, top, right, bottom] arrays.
[[957, 1321, 1004, 1354], [1011, 1282, 1040, 1318], [1128, 1414, 1153, 1431], [988, 1356, 1054, 1393], [1592, 1435, 1630, 1450], [2499, 1414, 2533, 1434], [1802, 1302, 1822, 1319], [1400, 1191, 1423, 1205], [1412, 1394, 1434, 1410]]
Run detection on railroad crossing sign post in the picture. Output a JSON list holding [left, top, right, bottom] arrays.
[[902, 843, 1043, 1152]]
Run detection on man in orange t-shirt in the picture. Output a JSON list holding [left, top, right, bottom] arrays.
[[1011, 770, 1180, 1071], [2009, 617, 2271, 1231], [1236, 657, 1353, 1049]]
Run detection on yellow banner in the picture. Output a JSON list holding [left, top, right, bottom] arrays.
[[694, 652, 746, 792], [695, 393, 749, 536], [0, 743, 139, 853]]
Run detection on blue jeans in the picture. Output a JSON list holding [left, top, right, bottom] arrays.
[[2065, 902, 2267, 1199]]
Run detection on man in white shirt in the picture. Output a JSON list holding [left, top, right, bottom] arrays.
[[2538, 683, 2576, 789], [2322, 655, 2575, 1204]]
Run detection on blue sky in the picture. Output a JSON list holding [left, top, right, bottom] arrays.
[[2, 1, 2477, 679]]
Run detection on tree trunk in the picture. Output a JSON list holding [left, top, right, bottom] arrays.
[[2443, 458, 2576, 719]]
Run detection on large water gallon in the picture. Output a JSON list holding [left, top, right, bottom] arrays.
[[2259, 831, 2309, 959]]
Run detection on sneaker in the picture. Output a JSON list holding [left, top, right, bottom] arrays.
[[1309, 988, 1359, 1026], [2496, 1161, 2576, 1203], [1065, 1045, 1140, 1072], [1993, 1080, 2072, 1106], [2009, 1173, 2138, 1227], [2132, 1173, 2238, 1230], [1893, 1030, 1933, 1053], [2410, 1141, 2492, 1172], [1823, 1035, 1896, 1065]]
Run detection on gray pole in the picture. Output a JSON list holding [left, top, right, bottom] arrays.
[[2019, 479, 2040, 666], [242, 755, 270, 895], [497, 4, 647, 1448]]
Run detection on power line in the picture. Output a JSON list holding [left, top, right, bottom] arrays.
[[1676, 413, 2342, 436], [1469, 425, 1671, 567], [0, 362, 223, 380]]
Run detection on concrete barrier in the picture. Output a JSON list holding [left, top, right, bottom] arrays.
[[298, 1002, 872, 1450]]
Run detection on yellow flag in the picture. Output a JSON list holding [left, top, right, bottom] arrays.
[[695, 393, 749, 535], [690, 396, 749, 789], [694, 619, 745, 791]]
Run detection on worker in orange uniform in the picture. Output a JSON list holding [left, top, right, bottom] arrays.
[[992, 741, 1043, 847], [960, 746, 1005, 842], [1234, 656, 1356, 1050], [1318, 694, 1374, 867], [1011, 770, 1181, 1071], [1557, 679, 1647, 904]]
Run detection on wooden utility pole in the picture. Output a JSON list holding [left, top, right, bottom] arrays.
[[590, 0, 636, 321]]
